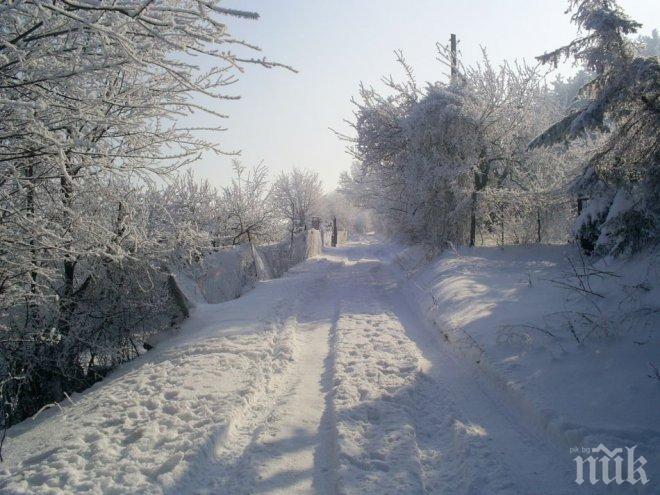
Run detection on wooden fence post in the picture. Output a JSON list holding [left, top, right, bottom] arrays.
[[331, 217, 338, 247]]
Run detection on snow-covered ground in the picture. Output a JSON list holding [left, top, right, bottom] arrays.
[[394, 242, 660, 481], [0, 236, 657, 494]]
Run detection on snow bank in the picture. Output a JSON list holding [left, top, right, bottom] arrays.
[[0, 295, 300, 494], [260, 229, 322, 279], [180, 244, 255, 304], [393, 243, 660, 482], [176, 230, 322, 304], [306, 227, 324, 257]]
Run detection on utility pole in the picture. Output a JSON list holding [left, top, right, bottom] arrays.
[[450, 33, 458, 83]]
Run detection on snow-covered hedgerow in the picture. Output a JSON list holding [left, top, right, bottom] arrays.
[[177, 230, 323, 305]]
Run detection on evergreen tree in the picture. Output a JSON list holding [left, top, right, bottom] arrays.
[[531, 0, 660, 255]]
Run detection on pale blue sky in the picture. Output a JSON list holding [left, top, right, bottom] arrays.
[[189, 0, 659, 191]]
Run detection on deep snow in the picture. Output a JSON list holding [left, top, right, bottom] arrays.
[[394, 243, 660, 469], [0, 236, 657, 494]]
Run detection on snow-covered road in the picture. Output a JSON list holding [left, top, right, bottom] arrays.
[[1, 238, 586, 494]]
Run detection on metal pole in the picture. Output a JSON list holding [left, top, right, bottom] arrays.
[[450, 33, 457, 82]]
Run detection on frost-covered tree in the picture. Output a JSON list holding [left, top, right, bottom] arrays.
[[317, 190, 372, 234], [144, 170, 221, 260], [531, 0, 659, 256], [338, 53, 477, 245], [221, 161, 274, 245], [458, 53, 555, 246], [271, 167, 322, 243], [340, 48, 575, 247], [0, 1, 289, 428], [551, 70, 595, 109], [637, 29, 660, 58], [338, 78, 412, 238]]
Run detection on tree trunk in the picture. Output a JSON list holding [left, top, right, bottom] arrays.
[[26, 165, 37, 293], [57, 175, 76, 337], [470, 167, 487, 247], [289, 226, 295, 259], [500, 203, 505, 248]]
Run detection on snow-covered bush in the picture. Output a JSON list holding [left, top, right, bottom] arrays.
[[221, 161, 276, 246]]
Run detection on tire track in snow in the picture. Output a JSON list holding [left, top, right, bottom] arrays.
[[330, 258, 425, 494], [312, 298, 341, 494], [182, 260, 341, 495], [380, 258, 583, 494], [184, 315, 300, 495], [328, 242, 580, 494]]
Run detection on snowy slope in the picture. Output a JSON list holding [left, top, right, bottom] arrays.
[[394, 242, 660, 487]]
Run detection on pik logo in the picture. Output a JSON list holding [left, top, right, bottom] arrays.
[[572, 444, 649, 486]]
